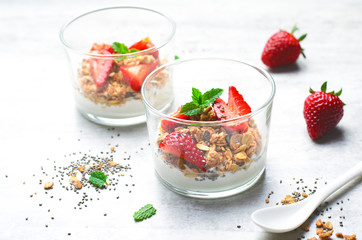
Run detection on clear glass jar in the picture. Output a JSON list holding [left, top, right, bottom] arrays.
[[60, 7, 175, 126], [142, 58, 276, 198]]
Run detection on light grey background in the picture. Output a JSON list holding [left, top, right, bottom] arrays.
[[1, 0, 361, 239]]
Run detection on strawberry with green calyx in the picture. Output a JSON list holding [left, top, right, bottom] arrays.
[[262, 25, 307, 67], [303, 82, 344, 140], [159, 132, 207, 172]]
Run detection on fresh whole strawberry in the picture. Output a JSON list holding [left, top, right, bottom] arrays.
[[159, 132, 207, 172], [261, 26, 307, 67], [161, 107, 190, 133], [213, 86, 251, 133], [303, 82, 344, 140], [89, 44, 114, 87]]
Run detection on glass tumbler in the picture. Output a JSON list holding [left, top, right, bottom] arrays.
[[142, 58, 276, 198], [60, 7, 175, 126]]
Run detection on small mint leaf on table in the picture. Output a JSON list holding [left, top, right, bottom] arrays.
[[179, 102, 204, 116], [201, 88, 224, 106], [174, 55, 180, 60], [133, 204, 157, 222], [89, 171, 108, 187]]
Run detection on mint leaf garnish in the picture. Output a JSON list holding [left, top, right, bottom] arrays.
[[89, 171, 108, 187], [133, 204, 157, 222], [179, 102, 204, 116], [112, 42, 139, 60], [174, 55, 180, 60], [180, 87, 224, 116], [192, 87, 203, 106], [130, 48, 140, 53], [112, 42, 129, 54], [201, 88, 224, 106]]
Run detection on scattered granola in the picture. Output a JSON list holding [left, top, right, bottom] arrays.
[[69, 176, 82, 189], [44, 182, 54, 190], [281, 195, 296, 205], [301, 223, 310, 232], [305, 218, 357, 240], [336, 232, 344, 238], [343, 234, 356, 240]]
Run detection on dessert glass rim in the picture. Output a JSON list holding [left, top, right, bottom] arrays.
[[59, 6, 176, 57], [141, 57, 276, 126]]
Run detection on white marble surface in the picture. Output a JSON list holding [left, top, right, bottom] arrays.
[[1, 0, 362, 239]]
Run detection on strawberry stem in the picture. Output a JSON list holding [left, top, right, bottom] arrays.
[[291, 25, 298, 35]]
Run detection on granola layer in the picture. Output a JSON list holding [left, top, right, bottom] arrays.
[[77, 55, 158, 106], [157, 118, 262, 179]]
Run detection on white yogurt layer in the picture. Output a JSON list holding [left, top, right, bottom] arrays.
[[154, 152, 266, 192], [74, 91, 145, 118]]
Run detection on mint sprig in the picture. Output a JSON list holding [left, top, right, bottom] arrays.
[[112, 42, 139, 60], [89, 171, 108, 187], [180, 87, 224, 116], [133, 204, 157, 222]]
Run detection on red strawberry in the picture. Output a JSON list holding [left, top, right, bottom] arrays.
[[161, 107, 190, 132], [159, 132, 207, 172], [120, 59, 159, 91], [303, 82, 344, 140], [213, 98, 232, 121], [261, 26, 307, 67], [228, 86, 251, 116], [89, 48, 114, 87], [90, 43, 115, 54], [129, 37, 159, 59], [213, 87, 251, 133]]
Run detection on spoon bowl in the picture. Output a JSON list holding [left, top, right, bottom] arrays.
[[251, 162, 362, 233]]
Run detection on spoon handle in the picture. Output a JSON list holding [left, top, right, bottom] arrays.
[[314, 161, 362, 204]]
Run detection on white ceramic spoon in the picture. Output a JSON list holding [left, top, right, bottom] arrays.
[[251, 161, 362, 233]]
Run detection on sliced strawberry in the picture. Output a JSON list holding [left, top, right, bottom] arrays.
[[89, 49, 114, 87], [129, 37, 159, 59], [90, 43, 115, 54], [161, 107, 190, 133], [228, 86, 251, 116], [120, 59, 159, 91], [213, 98, 231, 121], [212, 87, 251, 133], [159, 132, 206, 172]]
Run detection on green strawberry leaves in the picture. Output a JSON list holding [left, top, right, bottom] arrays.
[[88, 171, 108, 187], [309, 81, 344, 104], [180, 88, 224, 116], [133, 204, 157, 222]]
